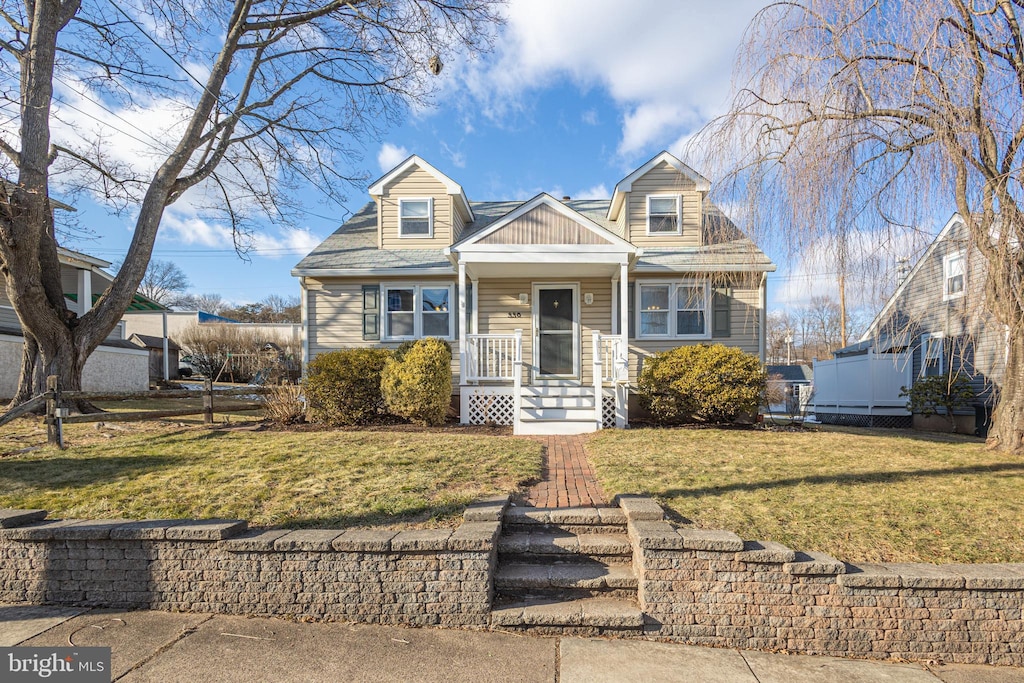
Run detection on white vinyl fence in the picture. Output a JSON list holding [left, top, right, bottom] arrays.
[[811, 350, 913, 416]]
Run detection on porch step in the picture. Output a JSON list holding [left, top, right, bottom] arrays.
[[516, 418, 597, 435], [519, 385, 596, 398], [520, 394, 596, 409], [490, 596, 644, 634]]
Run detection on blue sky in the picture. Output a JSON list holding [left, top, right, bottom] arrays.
[[53, 0, 933, 316]]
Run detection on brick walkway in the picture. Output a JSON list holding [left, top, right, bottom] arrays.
[[525, 435, 607, 508]]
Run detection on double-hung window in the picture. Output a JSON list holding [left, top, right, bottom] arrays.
[[920, 333, 945, 377], [636, 281, 709, 338], [384, 284, 452, 340], [399, 198, 433, 237], [943, 251, 965, 301], [646, 195, 681, 235]]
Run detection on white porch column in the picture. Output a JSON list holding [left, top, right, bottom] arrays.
[[619, 262, 629, 342], [458, 261, 467, 384], [77, 268, 92, 316]]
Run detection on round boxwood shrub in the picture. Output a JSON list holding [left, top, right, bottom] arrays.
[[637, 343, 767, 424], [381, 337, 453, 426], [304, 348, 393, 425]]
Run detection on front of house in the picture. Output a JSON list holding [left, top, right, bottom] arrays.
[[292, 152, 775, 434]]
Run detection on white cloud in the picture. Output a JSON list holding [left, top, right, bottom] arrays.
[[581, 109, 599, 126], [161, 207, 324, 260], [440, 141, 467, 168], [377, 142, 409, 172], [451, 0, 768, 162], [573, 183, 609, 200]]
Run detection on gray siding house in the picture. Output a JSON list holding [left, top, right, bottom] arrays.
[[840, 214, 1005, 433]]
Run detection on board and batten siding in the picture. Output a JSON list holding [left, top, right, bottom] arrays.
[[306, 276, 462, 388], [625, 161, 703, 247], [476, 204, 611, 246], [379, 166, 453, 250]]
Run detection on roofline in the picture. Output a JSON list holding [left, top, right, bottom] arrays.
[[633, 263, 777, 273], [367, 154, 475, 222], [607, 150, 711, 221], [452, 192, 637, 252], [858, 212, 963, 343], [291, 266, 456, 278], [57, 246, 111, 269]]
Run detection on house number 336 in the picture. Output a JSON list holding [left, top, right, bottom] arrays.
[[507, 311, 522, 318]]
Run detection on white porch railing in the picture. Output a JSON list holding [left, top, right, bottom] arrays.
[[592, 332, 629, 429], [464, 333, 520, 381]]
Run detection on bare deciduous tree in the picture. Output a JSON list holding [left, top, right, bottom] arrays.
[[699, 0, 1024, 452], [137, 259, 190, 307], [0, 0, 500, 407]]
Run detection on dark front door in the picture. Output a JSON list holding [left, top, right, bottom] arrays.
[[537, 287, 576, 378]]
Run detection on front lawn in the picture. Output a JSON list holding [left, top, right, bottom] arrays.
[[586, 426, 1024, 564], [0, 419, 541, 528]]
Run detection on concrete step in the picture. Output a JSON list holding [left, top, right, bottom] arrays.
[[490, 596, 644, 633], [503, 506, 626, 535], [498, 532, 632, 563], [515, 419, 597, 436], [496, 561, 637, 593]]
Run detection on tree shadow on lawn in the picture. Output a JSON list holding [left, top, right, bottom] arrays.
[[277, 499, 476, 530], [655, 462, 1024, 504], [0, 453, 195, 489]]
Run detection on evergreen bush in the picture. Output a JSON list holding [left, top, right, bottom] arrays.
[[381, 337, 453, 426], [637, 343, 767, 424], [304, 348, 392, 425]]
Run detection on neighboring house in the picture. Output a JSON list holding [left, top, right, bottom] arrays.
[[129, 333, 181, 381], [814, 214, 1003, 434], [121, 311, 300, 349], [0, 246, 153, 397], [293, 152, 775, 434], [765, 364, 812, 416]]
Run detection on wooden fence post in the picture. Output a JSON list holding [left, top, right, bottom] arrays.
[[46, 375, 64, 448], [203, 378, 214, 424]]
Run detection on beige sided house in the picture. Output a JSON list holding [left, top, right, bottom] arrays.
[[292, 152, 775, 434]]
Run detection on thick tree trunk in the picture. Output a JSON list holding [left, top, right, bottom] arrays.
[[989, 331, 1024, 454]]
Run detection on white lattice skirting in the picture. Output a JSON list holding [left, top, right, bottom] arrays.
[[461, 387, 516, 426], [602, 394, 616, 429]]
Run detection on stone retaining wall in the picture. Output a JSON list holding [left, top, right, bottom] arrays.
[[0, 498, 507, 628], [617, 495, 1024, 667]]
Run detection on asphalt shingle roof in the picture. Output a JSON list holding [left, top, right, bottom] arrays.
[[293, 197, 773, 274]]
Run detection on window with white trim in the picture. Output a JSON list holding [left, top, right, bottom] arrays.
[[646, 195, 681, 234], [399, 198, 433, 237], [384, 284, 453, 340], [636, 281, 709, 338], [943, 251, 965, 300], [920, 333, 945, 377]]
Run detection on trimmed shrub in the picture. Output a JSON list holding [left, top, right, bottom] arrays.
[[637, 344, 767, 424], [304, 348, 392, 425], [381, 337, 453, 426], [900, 375, 975, 432]]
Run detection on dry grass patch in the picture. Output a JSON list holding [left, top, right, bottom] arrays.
[[586, 426, 1024, 564], [0, 417, 540, 529]]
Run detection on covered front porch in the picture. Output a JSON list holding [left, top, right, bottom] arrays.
[[449, 195, 636, 434]]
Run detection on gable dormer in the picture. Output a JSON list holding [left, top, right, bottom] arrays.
[[367, 155, 474, 249], [607, 151, 710, 247]]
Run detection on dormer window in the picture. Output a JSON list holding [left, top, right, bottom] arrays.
[[399, 198, 433, 237], [943, 251, 965, 300], [647, 195, 681, 234]]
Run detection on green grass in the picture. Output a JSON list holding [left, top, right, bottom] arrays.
[[586, 426, 1024, 564], [0, 418, 541, 529]]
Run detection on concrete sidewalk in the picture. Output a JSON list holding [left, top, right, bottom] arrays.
[[2, 604, 1023, 682]]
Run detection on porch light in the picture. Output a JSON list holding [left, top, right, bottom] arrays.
[[584, 293, 594, 305], [519, 293, 528, 305]]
